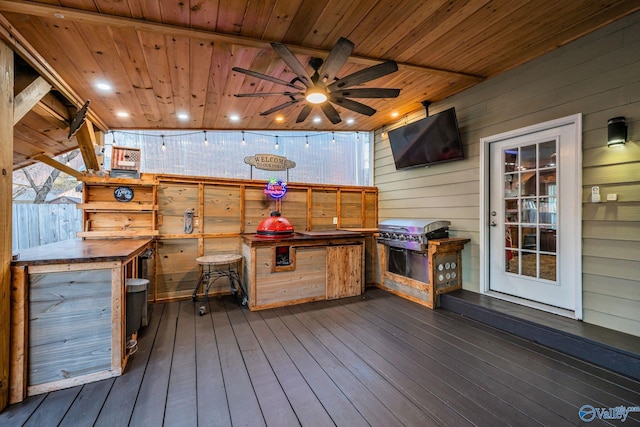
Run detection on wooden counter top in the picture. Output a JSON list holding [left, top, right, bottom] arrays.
[[242, 231, 365, 247], [12, 238, 153, 265]]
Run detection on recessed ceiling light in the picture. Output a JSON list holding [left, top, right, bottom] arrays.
[[346, 118, 355, 124], [313, 117, 321, 123], [177, 112, 189, 120], [53, 13, 65, 19], [95, 82, 112, 91], [230, 114, 240, 122], [275, 116, 284, 122], [391, 111, 399, 118], [116, 111, 129, 118]]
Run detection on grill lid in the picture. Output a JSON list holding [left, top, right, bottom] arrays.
[[256, 211, 294, 237], [378, 219, 451, 234]]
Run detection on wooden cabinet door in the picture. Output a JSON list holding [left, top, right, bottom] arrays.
[[326, 244, 363, 299]]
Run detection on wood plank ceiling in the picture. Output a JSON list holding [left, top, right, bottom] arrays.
[[2, 0, 639, 169]]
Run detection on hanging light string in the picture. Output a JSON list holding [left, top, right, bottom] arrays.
[[203, 130, 208, 146], [241, 130, 246, 145], [107, 129, 363, 144], [161, 134, 166, 151], [275, 135, 279, 150], [306, 135, 309, 148]]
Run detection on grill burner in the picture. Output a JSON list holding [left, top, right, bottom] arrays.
[[378, 219, 450, 251]]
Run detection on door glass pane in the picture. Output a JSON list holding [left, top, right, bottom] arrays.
[[539, 141, 556, 168], [505, 149, 518, 172], [521, 199, 537, 223], [506, 224, 519, 248], [540, 227, 556, 253], [506, 250, 519, 273], [520, 145, 537, 170], [502, 139, 557, 282], [521, 253, 538, 277], [505, 200, 518, 223], [540, 255, 556, 281], [505, 173, 519, 197]]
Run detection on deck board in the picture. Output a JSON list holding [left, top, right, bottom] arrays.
[[2, 288, 640, 426]]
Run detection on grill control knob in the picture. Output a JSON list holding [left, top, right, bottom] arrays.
[[398, 234, 406, 241], [391, 233, 398, 239]]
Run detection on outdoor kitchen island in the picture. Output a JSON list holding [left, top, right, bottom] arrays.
[[241, 230, 365, 311], [9, 238, 153, 403]]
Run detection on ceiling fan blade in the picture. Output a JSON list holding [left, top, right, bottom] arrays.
[[232, 67, 305, 90], [320, 102, 341, 124], [330, 97, 376, 116], [332, 88, 400, 99], [271, 42, 313, 87], [259, 99, 300, 116], [319, 37, 355, 84], [296, 104, 313, 123], [235, 92, 302, 98], [327, 61, 398, 91]]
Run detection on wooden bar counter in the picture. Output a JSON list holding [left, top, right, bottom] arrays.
[[10, 238, 153, 402], [241, 231, 365, 311]]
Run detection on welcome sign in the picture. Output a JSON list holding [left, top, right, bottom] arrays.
[[244, 154, 296, 171]]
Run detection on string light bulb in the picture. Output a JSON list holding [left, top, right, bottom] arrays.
[[356, 131, 360, 141], [332, 132, 335, 144], [275, 135, 279, 150], [203, 130, 208, 146], [242, 130, 246, 145], [161, 134, 166, 152], [306, 135, 309, 148], [112, 130, 117, 145]]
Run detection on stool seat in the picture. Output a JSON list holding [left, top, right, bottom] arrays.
[[126, 278, 149, 292], [196, 254, 242, 266]]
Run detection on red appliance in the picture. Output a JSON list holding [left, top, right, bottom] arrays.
[[256, 211, 294, 238]]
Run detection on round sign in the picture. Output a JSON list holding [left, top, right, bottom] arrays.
[[264, 178, 287, 199], [114, 186, 134, 202]]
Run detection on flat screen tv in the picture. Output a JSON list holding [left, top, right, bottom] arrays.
[[387, 107, 464, 170]]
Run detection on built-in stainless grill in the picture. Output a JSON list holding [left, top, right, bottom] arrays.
[[378, 219, 450, 251]]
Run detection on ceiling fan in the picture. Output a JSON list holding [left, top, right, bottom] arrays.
[[232, 37, 400, 124]]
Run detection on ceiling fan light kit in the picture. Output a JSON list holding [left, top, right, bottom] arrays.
[[233, 37, 400, 125]]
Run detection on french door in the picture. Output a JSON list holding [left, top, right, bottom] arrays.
[[484, 116, 582, 316]]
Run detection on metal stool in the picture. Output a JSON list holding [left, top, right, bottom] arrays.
[[192, 254, 245, 314]]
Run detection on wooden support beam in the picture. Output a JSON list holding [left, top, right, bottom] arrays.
[[13, 76, 51, 124], [0, 37, 14, 412], [33, 154, 81, 179], [75, 119, 100, 172]]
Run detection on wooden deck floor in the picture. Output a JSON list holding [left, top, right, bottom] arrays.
[[2, 288, 639, 426]]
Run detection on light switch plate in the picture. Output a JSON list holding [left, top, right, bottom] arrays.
[[607, 193, 618, 201]]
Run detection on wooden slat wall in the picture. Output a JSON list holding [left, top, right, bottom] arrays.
[[82, 176, 377, 302], [374, 12, 640, 337]]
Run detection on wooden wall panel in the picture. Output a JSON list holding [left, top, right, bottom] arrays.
[[374, 14, 640, 336], [364, 192, 377, 228], [339, 191, 363, 228], [158, 183, 199, 235], [203, 185, 241, 233], [243, 187, 275, 233], [155, 239, 199, 300], [311, 190, 337, 230], [28, 269, 112, 386], [280, 188, 308, 232]]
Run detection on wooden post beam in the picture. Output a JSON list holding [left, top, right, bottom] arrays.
[[75, 119, 100, 172], [13, 76, 51, 124], [33, 154, 82, 179], [0, 36, 14, 412]]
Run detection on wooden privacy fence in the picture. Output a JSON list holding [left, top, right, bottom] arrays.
[[12, 204, 82, 252]]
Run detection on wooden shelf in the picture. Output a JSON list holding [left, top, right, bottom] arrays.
[[78, 202, 158, 211]]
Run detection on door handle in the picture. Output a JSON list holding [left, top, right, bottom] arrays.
[[490, 221, 497, 227]]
